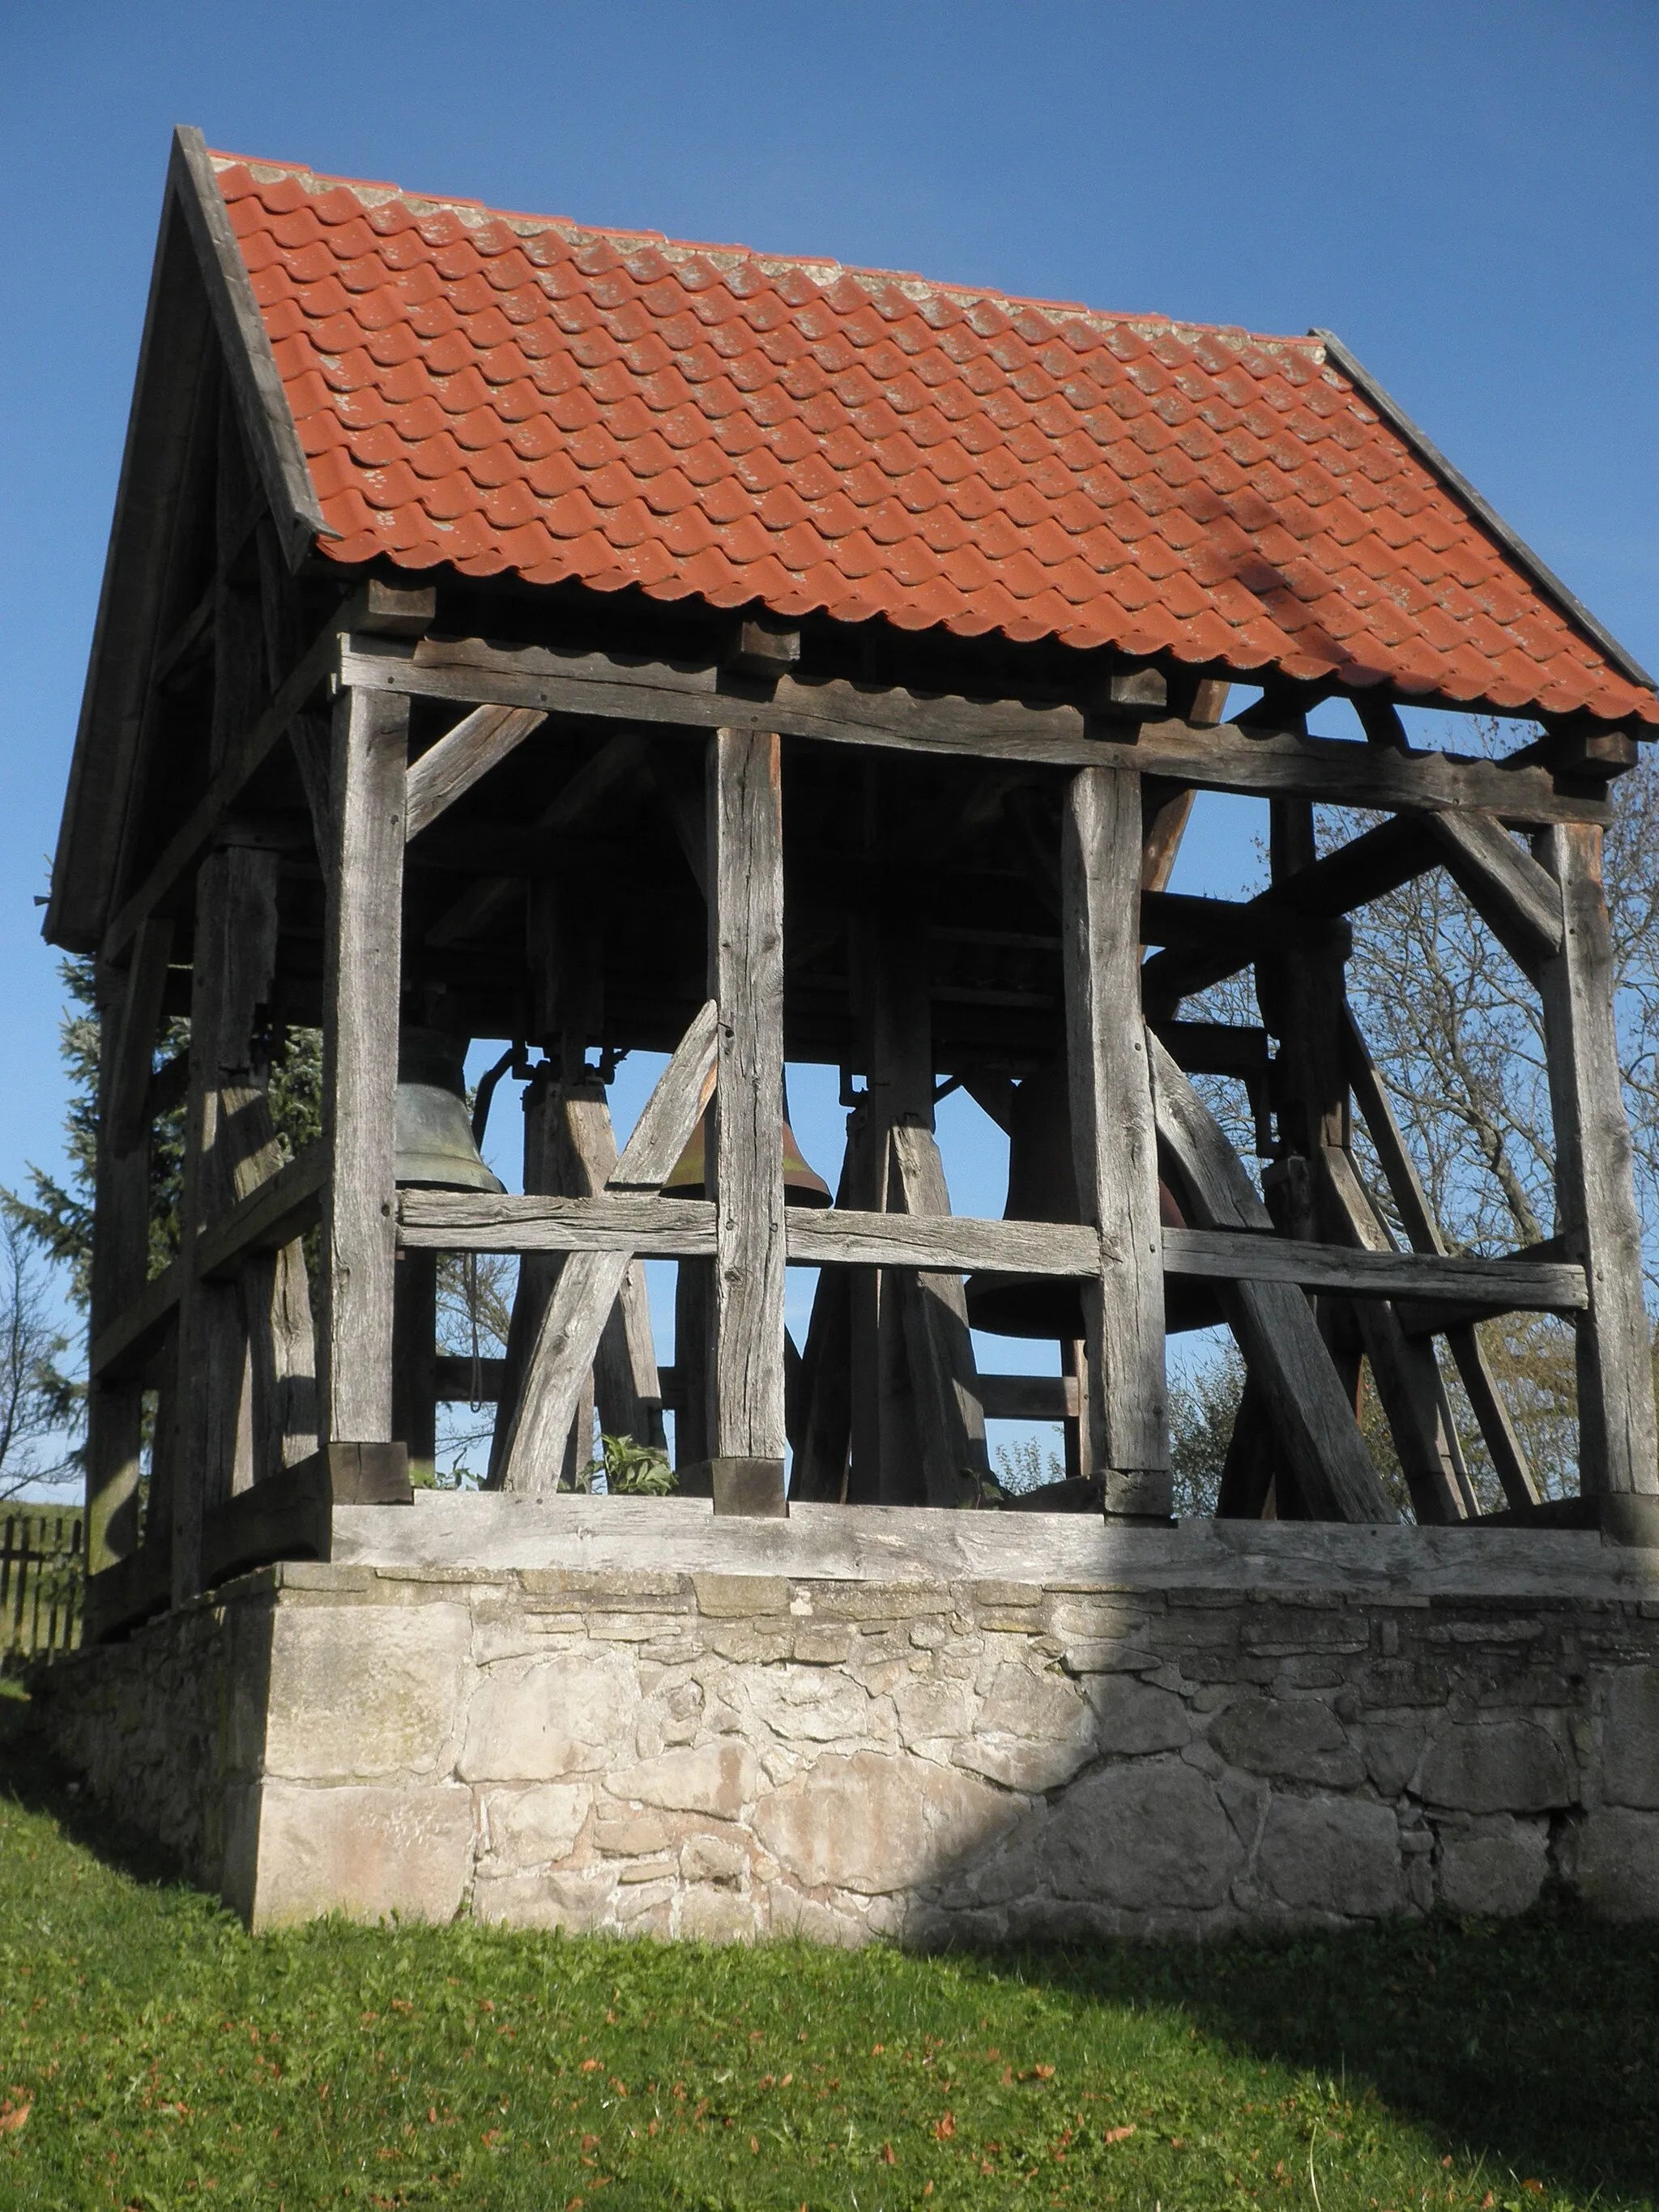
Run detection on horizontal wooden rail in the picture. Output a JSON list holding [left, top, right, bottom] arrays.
[[399, 1191, 1587, 1317], [1160, 1227, 1587, 1313], [429, 1355, 1077, 1424], [339, 633, 1609, 825]]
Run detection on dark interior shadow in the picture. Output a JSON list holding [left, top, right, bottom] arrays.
[[949, 1911, 1659, 2206]]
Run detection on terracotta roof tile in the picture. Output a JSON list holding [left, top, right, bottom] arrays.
[[210, 151, 1657, 724]]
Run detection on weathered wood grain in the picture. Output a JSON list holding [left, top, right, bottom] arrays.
[[1341, 1008, 1540, 1508], [338, 633, 1610, 823], [707, 727, 787, 1461], [889, 1122, 992, 1507], [1149, 1033, 1392, 1524], [608, 999, 719, 1188], [318, 685, 407, 1447], [1537, 822, 1659, 1496], [1063, 766, 1170, 1514], [1423, 808, 1564, 977], [499, 1250, 633, 1495], [404, 704, 548, 841], [1162, 1227, 1584, 1309]]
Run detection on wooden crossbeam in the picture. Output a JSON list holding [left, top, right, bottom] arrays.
[[404, 704, 548, 841], [336, 633, 1611, 825], [108, 917, 175, 1157], [1149, 1033, 1392, 1524], [1422, 809, 1564, 978]]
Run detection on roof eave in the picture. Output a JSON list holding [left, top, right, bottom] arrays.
[[1313, 328, 1657, 708]]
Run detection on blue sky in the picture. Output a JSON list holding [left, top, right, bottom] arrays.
[[1, 2, 1655, 1427]]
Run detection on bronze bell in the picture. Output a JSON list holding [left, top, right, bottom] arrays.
[[394, 1028, 506, 1193], [662, 1093, 833, 1208], [963, 1062, 1216, 1337]]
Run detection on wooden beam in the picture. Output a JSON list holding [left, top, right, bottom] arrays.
[[89, 1259, 181, 1382], [1163, 1228, 1584, 1310], [337, 633, 1612, 825], [1149, 1033, 1393, 1523], [424, 731, 651, 948], [499, 1072, 679, 1485], [706, 727, 787, 1462], [194, 1144, 325, 1280], [607, 999, 719, 1188], [1341, 1008, 1540, 1508], [1536, 822, 1659, 1497], [101, 599, 350, 963], [1063, 766, 1170, 1515], [108, 917, 175, 1157], [404, 705, 548, 842], [85, 975, 151, 1571], [889, 1122, 992, 1507], [1421, 808, 1564, 978], [318, 686, 407, 1445]]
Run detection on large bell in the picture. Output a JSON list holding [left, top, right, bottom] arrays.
[[663, 1100, 833, 1208], [394, 1028, 506, 1193], [963, 1062, 1216, 1336]]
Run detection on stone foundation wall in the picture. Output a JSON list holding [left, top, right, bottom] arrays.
[[35, 1500, 1659, 1937]]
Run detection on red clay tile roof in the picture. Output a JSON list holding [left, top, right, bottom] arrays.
[[214, 152, 1657, 726]]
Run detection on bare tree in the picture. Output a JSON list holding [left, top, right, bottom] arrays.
[[0, 1212, 80, 1502]]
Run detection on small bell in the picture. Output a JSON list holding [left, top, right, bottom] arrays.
[[662, 1095, 832, 1208], [964, 1062, 1213, 1336], [394, 1028, 506, 1193]]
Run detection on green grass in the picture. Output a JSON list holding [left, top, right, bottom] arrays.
[[2, 1678, 1657, 2211]]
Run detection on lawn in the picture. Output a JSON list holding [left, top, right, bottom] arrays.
[[1, 1676, 1656, 2211]]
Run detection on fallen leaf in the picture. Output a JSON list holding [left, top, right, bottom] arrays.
[[580, 2059, 601, 2073], [0, 2100, 30, 2135], [1103, 2125, 1136, 2145], [934, 2111, 956, 2139], [1523, 2186, 1544, 2196], [1033, 2064, 1056, 2080], [881, 2142, 896, 2164]]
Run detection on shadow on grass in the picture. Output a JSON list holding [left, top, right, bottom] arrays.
[[973, 1911, 1659, 2206]]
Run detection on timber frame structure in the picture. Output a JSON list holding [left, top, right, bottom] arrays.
[[52, 131, 1659, 1637]]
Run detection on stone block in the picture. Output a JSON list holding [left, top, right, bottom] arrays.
[[681, 1831, 747, 1885], [953, 1733, 1092, 1792], [753, 1751, 1015, 1894], [1255, 1796, 1404, 1919], [745, 1664, 878, 1745], [472, 1866, 616, 1931], [595, 1817, 671, 1856], [1600, 1668, 1659, 1809], [791, 1626, 853, 1664], [1046, 1758, 1242, 1910], [1085, 1677, 1192, 1755], [767, 1883, 867, 1946], [264, 1603, 470, 1782], [679, 1885, 757, 1942], [459, 1647, 636, 1781], [480, 1784, 591, 1870], [1354, 1721, 1427, 1798], [893, 1675, 976, 1749], [250, 1783, 474, 1928], [1419, 1719, 1572, 1813], [1561, 1807, 1659, 1919], [977, 1659, 1090, 1741], [1208, 1695, 1364, 1788], [1060, 1637, 1161, 1674], [611, 1741, 758, 1818], [1435, 1815, 1549, 1917], [692, 1574, 789, 1618]]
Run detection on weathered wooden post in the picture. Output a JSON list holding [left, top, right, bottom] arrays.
[[706, 727, 787, 1481], [1060, 765, 1170, 1517], [1537, 821, 1659, 1498], [318, 684, 409, 1449]]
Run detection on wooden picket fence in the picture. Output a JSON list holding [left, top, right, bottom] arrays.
[[0, 1510, 83, 1667]]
